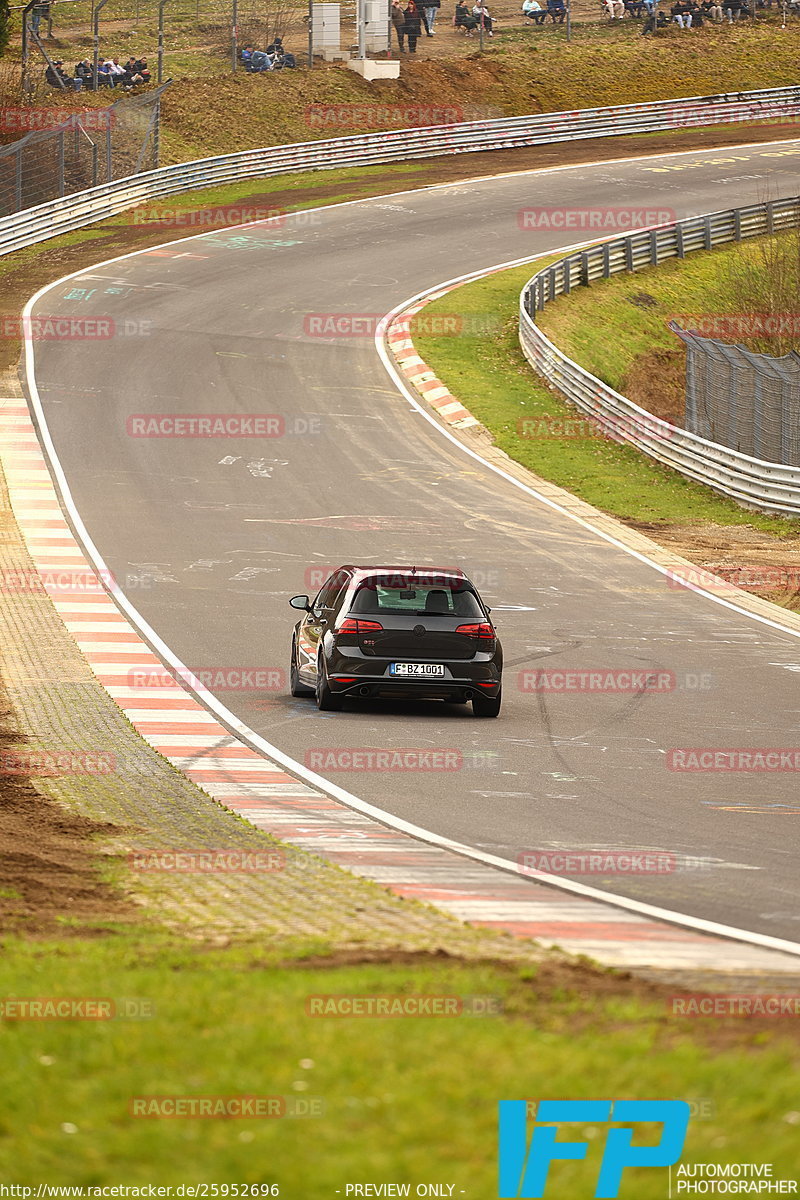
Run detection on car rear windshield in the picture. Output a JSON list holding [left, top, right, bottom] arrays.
[[350, 578, 484, 618]]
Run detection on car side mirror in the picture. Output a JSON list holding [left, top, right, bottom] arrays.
[[289, 594, 311, 611]]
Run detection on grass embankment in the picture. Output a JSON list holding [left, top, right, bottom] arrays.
[[536, 230, 800, 426], [4, 11, 800, 163], [413, 260, 800, 535], [1, 930, 800, 1187]]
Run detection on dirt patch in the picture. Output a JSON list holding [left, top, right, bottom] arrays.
[[0, 693, 134, 937], [281, 948, 800, 1048], [624, 519, 800, 609], [623, 345, 686, 425]]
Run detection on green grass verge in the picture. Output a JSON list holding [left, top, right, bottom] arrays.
[[412, 261, 800, 536], [535, 231, 797, 393], [1, 930, 799, 1189]]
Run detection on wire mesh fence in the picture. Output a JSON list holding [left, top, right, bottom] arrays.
[[0, 80, 169, 215], [669, 320, 800, 467]]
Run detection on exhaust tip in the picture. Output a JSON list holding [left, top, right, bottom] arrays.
[[463, 689, 473, 700], [358, 685, 371, 696]]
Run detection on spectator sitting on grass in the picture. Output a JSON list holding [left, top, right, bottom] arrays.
[[547, 0, 566, 20], [624, 0, 645, 14], [241, 43, 254, 63], [45, 59, 81, 90], [472, 1, 494, 31], [108, 56, 126, 82], [454, 1, 479, 31], [74, 59, 94, 87], [671, 0, 692, 23], [603, 0, 625, 16], [250, 48, 275, 70], [702, 0, 723, 17], [523, 0, 547, 21], [264, 37, 296, 66]]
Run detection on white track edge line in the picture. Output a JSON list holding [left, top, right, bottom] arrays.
[[16, 153, 800, 962]]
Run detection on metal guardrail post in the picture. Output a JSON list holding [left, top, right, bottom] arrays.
[[158, 0, 171, 84], [21, 0, 37, 98], [14, 150, 22, 211], [57, 129, 65, 195], [93, 0, 111, 91]]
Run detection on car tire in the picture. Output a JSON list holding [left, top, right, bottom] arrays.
[[290, 638, 314, 697], [316, 656, 344, 712], [472, 688, 501, 718]]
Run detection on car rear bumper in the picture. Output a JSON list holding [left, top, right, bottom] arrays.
[[326, 670, 501, 701]]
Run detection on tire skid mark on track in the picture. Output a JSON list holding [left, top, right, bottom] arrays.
[[2, 395, 800, 974]]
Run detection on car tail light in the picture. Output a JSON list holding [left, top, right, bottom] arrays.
[[455, 622, 495, 641], [339, 619, 384, 634]]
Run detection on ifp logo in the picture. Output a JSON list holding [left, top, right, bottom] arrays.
[[498, 1100, 690, 1198]]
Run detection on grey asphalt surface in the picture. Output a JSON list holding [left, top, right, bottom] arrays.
[[26, 140, 800, 942]]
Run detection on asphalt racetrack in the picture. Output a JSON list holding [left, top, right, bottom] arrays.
[[25, 140, 800, 944]]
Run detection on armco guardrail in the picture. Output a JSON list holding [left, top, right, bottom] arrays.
[[3, 86, 800, 258], [519, 197, 800, 516]]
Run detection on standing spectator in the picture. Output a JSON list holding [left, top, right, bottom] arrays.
[[30, 0, 48, 34], [423, 0, 440, 33], [391, 0, 407, 47], [403, 0, 423, 51], [523, 0, 547, 22]]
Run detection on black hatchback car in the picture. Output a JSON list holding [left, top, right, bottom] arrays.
[[289, 565, 502, 717]]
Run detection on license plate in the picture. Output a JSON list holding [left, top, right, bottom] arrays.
[[390, 663, 446, 677]]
